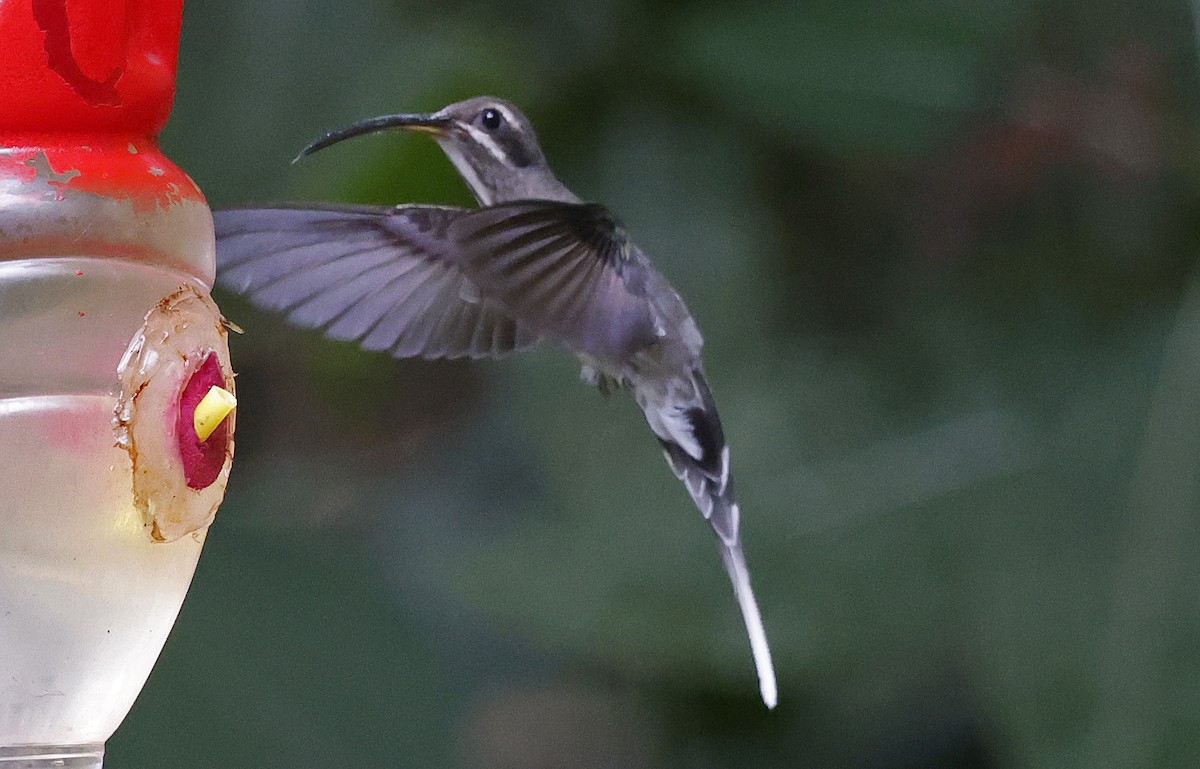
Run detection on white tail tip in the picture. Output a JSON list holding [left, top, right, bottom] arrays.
[[720, 543, 777, 709]]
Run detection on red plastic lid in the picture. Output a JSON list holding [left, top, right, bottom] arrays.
[[0, 0, 183, 135], [0, 0, 203, 209]]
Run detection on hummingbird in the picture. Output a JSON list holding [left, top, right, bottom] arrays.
[[213, 96, 777, 708]]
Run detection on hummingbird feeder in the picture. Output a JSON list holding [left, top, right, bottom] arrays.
[[0, 1, 235, 766]]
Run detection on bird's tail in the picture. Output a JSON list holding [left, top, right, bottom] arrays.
[[656, 372, 777, 709], [721, 534, 778, 710]]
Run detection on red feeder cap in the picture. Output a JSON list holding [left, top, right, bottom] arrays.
[[0, 0, 183, 135]]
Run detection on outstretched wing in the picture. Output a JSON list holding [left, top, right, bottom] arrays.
[[448, 201, 660, 364], [214, 205, 539, 359]]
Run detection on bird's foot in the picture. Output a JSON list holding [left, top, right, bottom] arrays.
[[580, 364, 620, 397]]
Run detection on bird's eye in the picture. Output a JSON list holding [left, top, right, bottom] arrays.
[[479, 108, 504, 131]]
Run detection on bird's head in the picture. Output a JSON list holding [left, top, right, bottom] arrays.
[[298, 96, 571, 205]]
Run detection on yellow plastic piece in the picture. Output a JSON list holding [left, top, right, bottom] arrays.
[[193, 385, 236, 442]]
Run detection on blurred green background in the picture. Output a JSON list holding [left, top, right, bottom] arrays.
[[111, 1, 1200, 767]]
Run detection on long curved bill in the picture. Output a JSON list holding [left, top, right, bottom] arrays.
[[294, 113, 453, 162]]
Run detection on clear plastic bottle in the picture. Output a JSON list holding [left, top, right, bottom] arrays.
[[0, 2, 234, 766]]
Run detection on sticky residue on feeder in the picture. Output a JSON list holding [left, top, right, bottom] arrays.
[[115, 286, 237, 542]]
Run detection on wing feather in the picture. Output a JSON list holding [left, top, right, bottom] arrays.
[[214, 205, 539, 360], [448, 201, 659, 364]]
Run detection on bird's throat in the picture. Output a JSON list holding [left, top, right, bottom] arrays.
[[439, 143, 495, 206]]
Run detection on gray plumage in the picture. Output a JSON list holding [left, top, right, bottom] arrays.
[[214, 96, 777, 708]]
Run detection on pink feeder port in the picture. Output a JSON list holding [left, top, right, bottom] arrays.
[[178, 353, 232, 489]]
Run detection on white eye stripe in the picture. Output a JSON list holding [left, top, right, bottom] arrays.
[[461, 125, 510, 165], [490, 104, 517, 125]]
